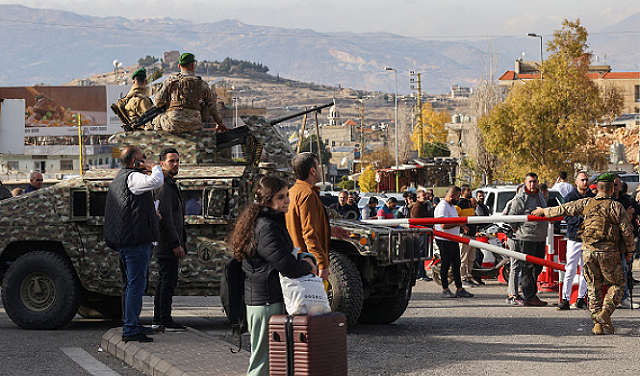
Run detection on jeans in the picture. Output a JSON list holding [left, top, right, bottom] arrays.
[[436, 239, 462, 290], [118, 244, 151, 336], [518, 240, 545, 301], [154, 257, 180, 324], [506, 238, 521, 297]]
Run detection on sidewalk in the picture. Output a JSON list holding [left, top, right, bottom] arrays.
[[101, 327, 249, 376]]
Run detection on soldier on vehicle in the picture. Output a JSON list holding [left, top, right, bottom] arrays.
[[124, 68, 154, 126], [153, 52, 225, 133], [532, 173, 635, 335]]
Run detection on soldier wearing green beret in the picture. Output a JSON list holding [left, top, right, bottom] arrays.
[[152, 52, 225, 134], [122, 68, 154, 126], [532, 172, 635, 335]]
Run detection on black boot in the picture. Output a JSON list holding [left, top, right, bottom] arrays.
[[574, 297, 588, 310], [557, 299, 570, 310]]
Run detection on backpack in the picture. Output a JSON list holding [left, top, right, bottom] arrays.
[[110, 93, 137, 131], [220, 257, 247, 353]]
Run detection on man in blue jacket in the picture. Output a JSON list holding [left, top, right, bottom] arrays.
[[558, 172, 594, 310]]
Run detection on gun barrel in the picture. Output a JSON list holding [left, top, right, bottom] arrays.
[[268, 102, 334, 125]]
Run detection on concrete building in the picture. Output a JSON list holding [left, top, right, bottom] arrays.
[[499, 59, 640, 114]]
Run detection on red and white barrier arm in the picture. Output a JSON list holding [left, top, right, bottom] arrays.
[[362, 215, 562, 227], [430, 228, 566, 272]]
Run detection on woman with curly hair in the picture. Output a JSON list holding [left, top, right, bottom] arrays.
[[232, 176, 317, 376]]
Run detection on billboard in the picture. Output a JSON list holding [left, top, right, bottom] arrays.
[[0, 99, 26, 154], [0, 85, 131, 137]]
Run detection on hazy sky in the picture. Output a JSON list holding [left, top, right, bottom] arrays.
[[1, 0, 639, 39]]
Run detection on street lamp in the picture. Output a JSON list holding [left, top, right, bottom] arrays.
[[385, 67, 399, 192], [527, 33, 543, 80]]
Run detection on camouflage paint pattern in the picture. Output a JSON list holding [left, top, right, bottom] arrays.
[[0, 115, 425, 306], [583, 251, 625, 322]]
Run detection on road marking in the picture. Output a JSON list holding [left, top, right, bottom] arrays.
[[61, 347, 122, 376]]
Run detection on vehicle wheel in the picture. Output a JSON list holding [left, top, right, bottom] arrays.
[[78, 295, 122, 321], [430, 259, 455, 287], [501, 262, 511, 282], [327, 251, 363, 328], [1, 251, 81, 329], [358, 284, 412, 325]]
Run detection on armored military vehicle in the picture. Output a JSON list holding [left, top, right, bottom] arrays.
[[0, 107, 428, 329]]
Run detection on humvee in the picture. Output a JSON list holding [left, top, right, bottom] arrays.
[[0, 108, 428, 329]]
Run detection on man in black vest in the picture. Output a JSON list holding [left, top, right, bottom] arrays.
[[105, 145, 164, 342], [152, 148, 187, 331]]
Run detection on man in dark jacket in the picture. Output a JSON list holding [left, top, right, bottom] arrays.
[[104, 145, 164, 342], [411, 189, 434, 281], [152, 148, 187, 331], [557, 172, 594, 310]]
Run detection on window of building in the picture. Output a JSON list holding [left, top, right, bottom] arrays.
[[7, 161, 19, 170], [60, 160, 74, 170], [635, 85, 639, 103]]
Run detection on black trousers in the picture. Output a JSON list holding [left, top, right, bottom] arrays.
[[436, 239, 462, 290], [153, 257, 180, 324], [517, 240, 546, 300]]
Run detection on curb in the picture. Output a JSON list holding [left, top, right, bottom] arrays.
[[101, 327, 249, 376]]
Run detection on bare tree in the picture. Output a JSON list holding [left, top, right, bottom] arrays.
[[466, 40, 504, 185]]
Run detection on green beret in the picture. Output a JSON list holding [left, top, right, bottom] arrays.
[[131, 68, 146, 79], [596, 172, 616, 182], [179, 53, 195, 65]]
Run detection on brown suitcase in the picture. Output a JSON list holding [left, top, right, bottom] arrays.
[[269, 312, 347, 376]]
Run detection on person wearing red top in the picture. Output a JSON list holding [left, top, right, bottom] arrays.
[[377, 197, 398, 219]]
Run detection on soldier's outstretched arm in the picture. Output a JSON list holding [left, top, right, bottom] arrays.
[[543, 199, 586, 218]]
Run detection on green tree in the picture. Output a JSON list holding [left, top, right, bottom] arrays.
[[138, 55, 158, 67], [147, 68, 163, 83], [337, 175, 355, 190], [421, 141, 450, 158], [299, 135, 332, 165], [478, 19, 622, 183]]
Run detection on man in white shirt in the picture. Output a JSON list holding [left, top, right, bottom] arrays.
[[434, 186, 474, 298], [104, 145, 164, 343], [553, 171, 573, 198]]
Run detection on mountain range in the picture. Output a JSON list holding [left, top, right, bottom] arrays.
[[0, 4, 639, 93]]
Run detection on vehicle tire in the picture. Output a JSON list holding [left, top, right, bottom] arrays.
[[358, 284, 412, 325], [327, 251, 363, 328], [1, 251, 81, 329], [78, 295, 122, 321], [430, 258, 454, 287], [501, 262, 511, 282]]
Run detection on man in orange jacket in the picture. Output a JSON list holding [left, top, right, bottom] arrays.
[[285, 152, 348, 280]]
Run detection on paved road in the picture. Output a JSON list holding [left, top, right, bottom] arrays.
[[3, 277, 639, 376], [0, 298, 146, 376]]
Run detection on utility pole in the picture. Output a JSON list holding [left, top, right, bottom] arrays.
[[359, 99, 365, 172], [410, 71, 423, 157]]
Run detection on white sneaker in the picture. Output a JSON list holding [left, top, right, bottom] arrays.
[[619, 299, 640, 309]]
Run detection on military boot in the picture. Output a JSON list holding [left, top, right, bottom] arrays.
[[591, 323, 604, 335], [596, 310, 614, 334]]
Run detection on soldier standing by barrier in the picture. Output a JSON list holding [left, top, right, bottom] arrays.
[[153, 52, 225, 133], [532, 173, 635, 335]]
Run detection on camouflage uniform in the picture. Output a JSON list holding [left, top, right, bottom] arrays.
[[123, 83, 153, 122], [543, 194, 634, 322], [153, 71, 221, 133]]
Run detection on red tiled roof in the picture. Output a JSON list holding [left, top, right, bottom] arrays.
[[500, 70, 639, 81], [343, 119, 358, 126]]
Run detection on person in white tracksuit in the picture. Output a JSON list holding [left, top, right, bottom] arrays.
[[557, 172, 594, 310]]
